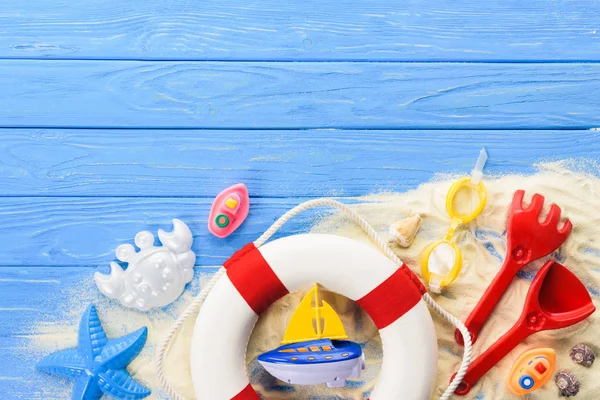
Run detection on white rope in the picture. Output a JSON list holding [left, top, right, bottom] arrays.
[[156, 198, 471, 400], [155, 267, 226, 400]]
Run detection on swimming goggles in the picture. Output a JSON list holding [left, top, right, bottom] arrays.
[[422, 149, 488, 293]]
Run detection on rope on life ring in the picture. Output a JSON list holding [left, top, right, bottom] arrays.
[[156, 198, 472, 400]]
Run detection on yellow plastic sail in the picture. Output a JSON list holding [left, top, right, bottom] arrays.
[[281, 284, 348, 344]]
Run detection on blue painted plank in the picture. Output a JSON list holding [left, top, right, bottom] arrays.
[[0, 335, 71, 399], [0, 267, 104, 336], [0, 130, 599, 266], [2, 61, 600, 129], [0, 129, 598, 197], [0, 266, 216, 336], [0, 197, 321, 267], [0, 266, 218, 398], [1, 0, 599, 61]]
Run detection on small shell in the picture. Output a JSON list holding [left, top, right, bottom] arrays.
[[570, 344, 595, 367], [555, 370, 580, 397], [388, 214, 422, 248]]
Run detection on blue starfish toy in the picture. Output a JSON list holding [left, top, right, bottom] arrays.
[[36, 304, 151, 400]]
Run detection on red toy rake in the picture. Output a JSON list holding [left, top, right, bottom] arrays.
[[453, 260, 595, 395], [456, 190, 573, 345]]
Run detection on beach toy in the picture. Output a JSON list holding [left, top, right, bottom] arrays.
[[421, 148, 488, 293], [157, 199, 472, 400], [152, 199, 476, 400], [208, 183, 250, 238], [189, 234, 438, 399], [36, 304, 150, 400], [456, 189, 573, 345], [570, 344, 595, 367], [258, 284, 365, 387], [555, 370, 580, 397], [452, 261, 595, 395], [95, 219, 195, 311], [388, 214, 422, 247], [506, 348, 556, 396]]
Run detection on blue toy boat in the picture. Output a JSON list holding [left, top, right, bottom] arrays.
[[258, 285, 365, 387]]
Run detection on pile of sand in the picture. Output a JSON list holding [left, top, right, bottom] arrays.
[[29, 160, 600, 399]]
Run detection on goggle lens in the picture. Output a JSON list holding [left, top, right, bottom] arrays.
[[427, 242, 458, 276]]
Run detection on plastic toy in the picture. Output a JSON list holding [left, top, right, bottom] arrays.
[[555, 370, 580, 397], [36, 304, 150, 400], [453, 261, 595, 395], [456, 190, 573, 345], [506, 348, 556, 396], [422, 148, 488, 293], [158, 199, 471, 400], [281, 284, 349, 344], [258, 284, 365, 387], [189, 233, 439, 399], [208, 183, 250, 238], [95, 219, 195, 311], [570, 344, 595, 367]]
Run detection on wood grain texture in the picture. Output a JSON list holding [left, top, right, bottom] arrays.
[[2, 61, 600, 129], [0, 267, 100, 336], [0, 197, 324, 267], [0, 266, 216, 335], [0, 129, 598, 197], [0, 266, 218, 398], [0, 267, 89, 397], [0, 334, 70, 400], [1, 0, 599, 61], [1, 2, 599, 399]]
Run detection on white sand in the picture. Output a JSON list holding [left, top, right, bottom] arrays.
[[28, 160, 600, 400]]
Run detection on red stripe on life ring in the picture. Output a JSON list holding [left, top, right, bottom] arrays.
[[224, 243, 289, 315], [357, 265, 425, 330], [231, 384, 260, 400]]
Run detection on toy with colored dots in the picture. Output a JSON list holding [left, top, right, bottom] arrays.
[[208, 183, 250, 238], [506, 348, 556, 396]]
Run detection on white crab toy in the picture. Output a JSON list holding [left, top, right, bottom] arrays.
[[94, 219, 196, 311]]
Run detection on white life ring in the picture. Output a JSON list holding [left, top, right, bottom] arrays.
[[190, 233, 438, 399]]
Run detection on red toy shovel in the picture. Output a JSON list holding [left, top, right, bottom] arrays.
[[456, 190, 572, 345], [453, 260, 595, 395]]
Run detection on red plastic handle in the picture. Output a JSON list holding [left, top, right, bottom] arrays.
[[455, 256, 520, 345], [454, 323, 530, 395]]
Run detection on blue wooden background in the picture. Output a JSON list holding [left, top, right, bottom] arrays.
[[1, 1, 599, 398]]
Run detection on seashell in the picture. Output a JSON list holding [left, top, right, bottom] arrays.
[[555, 370, 580, 397], [570, 344, 595, 367], [388, 214, 422, 248]]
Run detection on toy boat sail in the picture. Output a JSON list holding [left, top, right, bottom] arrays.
[[258, 284, 365, 388], [281, 284, 348, 344]]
